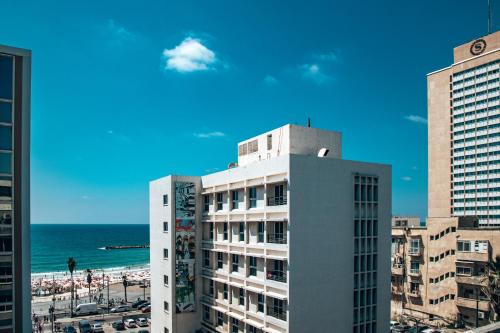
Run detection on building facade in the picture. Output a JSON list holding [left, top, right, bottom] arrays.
[[151, 124, 392, 333], [0, 45, 31, 332], [391, 31, 500, 328]]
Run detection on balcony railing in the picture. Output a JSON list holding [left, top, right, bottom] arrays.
[[267, 271, 287, 283], [267, 196, 287, 206], [267, 233, 287, 244], [407, 288, 420, 297], [457, 297, 490, 311], [408, 247, 422, 256], [456, 275, 487, 286], [267, 306, 287, 321], [409, 269, 421, 277]]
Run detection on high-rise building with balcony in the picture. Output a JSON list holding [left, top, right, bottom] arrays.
[[0, 45, 31, 332], [150, 124, 392, 333], [391, 31, 500, 328]]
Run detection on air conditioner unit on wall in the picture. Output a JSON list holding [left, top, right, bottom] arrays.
[[478, 311, 485, 319]]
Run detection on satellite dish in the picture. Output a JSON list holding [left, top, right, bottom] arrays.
[[318, 148, 329, 157]]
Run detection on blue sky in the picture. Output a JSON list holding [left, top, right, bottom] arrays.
[[1, 0, 498, 224]]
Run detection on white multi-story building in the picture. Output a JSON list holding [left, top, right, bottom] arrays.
[[150, 124, 392, 333]]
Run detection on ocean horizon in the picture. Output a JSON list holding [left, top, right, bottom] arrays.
[[31, 224, 150, 274]]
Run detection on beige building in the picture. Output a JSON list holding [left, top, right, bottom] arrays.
[[391, 31, 500, 328]]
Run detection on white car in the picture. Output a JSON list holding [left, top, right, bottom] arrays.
[[91, 323, 104, 333], [421, 330, 440, 333], [124, 319, 136, 328], [135, 318, 148, 327], [110, 305, 131, 313]]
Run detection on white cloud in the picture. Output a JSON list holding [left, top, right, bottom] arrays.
[[162, 37, 217, 73], [405, 115, 428, 124], [106, 19, 136, 44], [193, 131, 225, 139], [313, 51, 339, 62], [264, 75, 278, 86], [300, 63, 331, 84], [401, 176, 412, 181]]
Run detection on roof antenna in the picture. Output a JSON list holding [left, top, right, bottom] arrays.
[[488, 0, 492, 34], [307, 117, 311, 128]]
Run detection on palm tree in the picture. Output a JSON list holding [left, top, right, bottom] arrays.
[[122, 275, 128, 303], [67, 257, 76, 317], [86, 269, 92, 303], [481, 255, 500, 322]]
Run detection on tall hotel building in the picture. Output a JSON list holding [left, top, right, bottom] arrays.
[[150, 125, 392, 333], [391, 32, 500, 328], [0, 45, 31, 332]]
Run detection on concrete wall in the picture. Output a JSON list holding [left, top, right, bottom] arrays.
[[288, 155, 391, 333], [453, 31, 500, 63], [150, 175, 202, 333]]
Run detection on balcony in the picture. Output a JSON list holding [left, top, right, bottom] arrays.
[[267, 306, 287, 321], [407, 288, 420, 297], [408, 269, 421, 278], [267, 196, 287, 206], [408, 247, 422, 256], [267, 233, 287, 245], [391, 286, 403, 295], [267, 271, 287, 283], [456, 275, 487, 286], [391, 265, 403, 276], [457, 297, 490, 312], [456, 251, 489, 262]]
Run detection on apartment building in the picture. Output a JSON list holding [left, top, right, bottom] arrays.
[[0, 45, 31, 332], [391, 31, 500, 328], [150, 124, 392, 333]]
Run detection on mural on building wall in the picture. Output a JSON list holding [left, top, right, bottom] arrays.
[[175, 182, 196, 313]]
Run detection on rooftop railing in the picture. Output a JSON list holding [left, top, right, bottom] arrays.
[[267, 196, 287, 206]]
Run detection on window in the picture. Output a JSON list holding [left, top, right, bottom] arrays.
[[232, 191, 239, 210], [217, 252, 223, 269], [231, 318, 239, 333], [249, 257, 257, 276], [203, 305, 210, 322], [457, 240, 471, 252], [457, 266, 472, 276], [0, 153, 11, 174], [223, 223, 228, 240], [238, 143, 247, 156], [203, 195, 210, 212], [163, 222, 168, 232], [248, 139, 258, 153], [164, 301, 169, 312], [217, 193, 223, 210], [164, 328, 169, 333], [217, 311, 224, 326], [267, 134, 272, 150], [249, 326, 258, 333], [409, 239, 420, 254], [410, 282, 419, 293], [0, 102, 11, 124], [163, 194, 168, 206], [258, 294, 264, 312], [163, 275, 168, 286], [163, 248, 168, 259], [223, 284, 228, 300], [239, 288, 244, 305], [209, 280, 214, 296], [232, 254, 239, 272], [249, 187, 257, 208], [209, 223, 214, 240], [239, 222, 244, 242], [0, 56, 13, 100], [410, 262, 420, 275], [203, 250, 210, 268], [258, 222, 264, 243]]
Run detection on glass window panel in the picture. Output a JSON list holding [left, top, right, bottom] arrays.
[[0, 126, 11, 150], [0, 56, 13, 100], [0, 102, 11, 124], [0, 153, 11, 174]]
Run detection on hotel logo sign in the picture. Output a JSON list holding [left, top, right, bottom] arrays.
[[470, 39, 487, 56]]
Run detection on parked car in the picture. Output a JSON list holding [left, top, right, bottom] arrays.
[[137, 302, 150, 310], [63, 326, 77, 333], [90, 323, 104, 333], [141, 305, 151, 313], [137, 330, 150, 333], [111, 321, 125, 330], [392, 325, 411, 333], [135, 318, 148, 327], [74, 303, 98, 316], [78, 320, 92, 333], [421, 329, 441, 333], [124, 319, 136, 328], [110, 305, 131, 313], [132, 299, 148, 308]]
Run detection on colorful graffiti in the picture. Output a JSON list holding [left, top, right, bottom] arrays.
[[175, 182, 196, 313]]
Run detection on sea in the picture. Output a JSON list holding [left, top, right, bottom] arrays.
[[31, 224, 150, 274]]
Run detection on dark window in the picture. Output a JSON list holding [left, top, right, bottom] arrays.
[[231, 318, 239, 333], [0, 102, 11, 124], [232, 191, 239, 209], [163, 275, 168, 285], [203, 195, 210, 212], [232, 254, 239, 272], [239, 222, 244, 242], [0, 56, 13, 100], [217, 252, 223, 269], [164, 301, 169, 312], [203, 305, 210, 321], [163, 194, 168, 206], [258, 294, 264, 312], [217, 193, 223, 210], [0, 153, 11, 174], [267, 134, 272, 150], [0, 126, 12, 151], [163, 222, 168, 232], [203, 250, 210, 267], [239, 288, 244, 305], [249, 187, 257, 208], [223, 284, 228, 299], [163, 248, 168, 259], [209, 223, 214, 240], [258, 222, 264, 243], [223, 223, 228, 240], [249, 257, 257, 276]]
